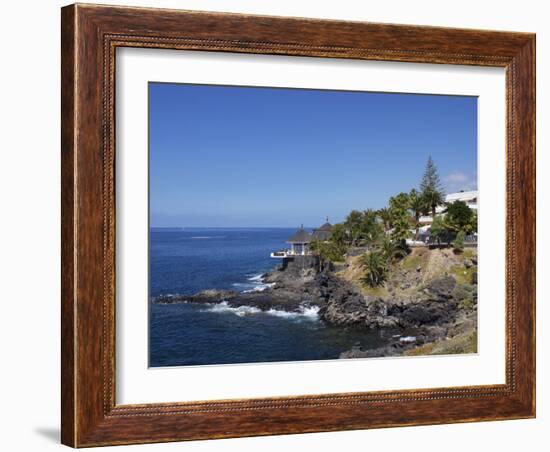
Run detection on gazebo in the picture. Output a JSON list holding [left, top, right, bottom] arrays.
[[286, 225, 312, 256], [311, 218, 333, 241]]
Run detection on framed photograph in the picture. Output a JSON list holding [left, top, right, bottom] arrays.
[[61, 3, 535, 447]]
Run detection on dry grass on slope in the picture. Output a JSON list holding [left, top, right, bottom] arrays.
[[336, 246, 477, 300]]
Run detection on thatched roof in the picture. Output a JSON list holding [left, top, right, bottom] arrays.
[[311, 229, 332, 241], [316, 222, 333, 231], [286, 227, 312, 243], [311, 221, 333, 241]]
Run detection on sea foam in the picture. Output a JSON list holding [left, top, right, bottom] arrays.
[[204, 301, 261, 316], [265, 304, 320, 320], [232, 273, 274, 293], [203, 301, 319, 320]]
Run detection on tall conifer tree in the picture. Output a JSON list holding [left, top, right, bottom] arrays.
[[420, 156, 445, 219]]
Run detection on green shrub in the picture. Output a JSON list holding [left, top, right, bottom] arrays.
[[381, 237, 410, 263], [447, 201, 474, 232], [360, 250, 388, 287], [452, 230, 466, 252], [310, 239, 345, 263], [450, 265, 477, 285], [453, 283, 475, 311]]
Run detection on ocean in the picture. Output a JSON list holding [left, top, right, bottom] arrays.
[[149, 227, 391, 367]]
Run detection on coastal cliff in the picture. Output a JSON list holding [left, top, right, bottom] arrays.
[[154, 247, 477, 357]]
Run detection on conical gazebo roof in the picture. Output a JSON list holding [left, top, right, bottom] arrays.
[[311, 218, 333, 241], [317, 221, 333, 231], [286, 226, 312, 243]]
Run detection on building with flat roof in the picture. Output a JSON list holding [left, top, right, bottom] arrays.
[[419, 190, 478, 224]]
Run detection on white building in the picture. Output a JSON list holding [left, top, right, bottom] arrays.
[[270, 225, 312, 258], [445, 190, 478, 211], [418, 190, 478, 224], [270, 221, 333, 259]]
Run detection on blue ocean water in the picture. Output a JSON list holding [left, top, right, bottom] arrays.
[[149, 228, 391, 367], [150, 228, 292, 297]]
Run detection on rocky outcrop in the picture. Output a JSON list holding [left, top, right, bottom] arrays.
[[278, 254, 323, 274], [422, 275, 456, 300], [156, 289, 238, 305], [156, 271, 463, 334], [155, 287, 315, 313], [312, 271, 400, 327], [154, 247, 478, 357], [317, 274, 461, 330]]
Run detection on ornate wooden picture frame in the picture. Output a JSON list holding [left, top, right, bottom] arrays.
[[61, 3, 535, 447]]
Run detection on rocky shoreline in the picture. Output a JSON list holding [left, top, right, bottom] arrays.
[[154, 248, 478, 358]]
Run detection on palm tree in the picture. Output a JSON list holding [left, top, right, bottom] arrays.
[[422, 188, 445, 220], [388, 192, 411, 242], [360, 250, 387, 287], [409, 188, 428, 240], [345, 210, 363, 247], [377, 207, 392, 232], [361, 209, 382, 246], [380, 236, 409, 264], [330, 223, 350, 248]]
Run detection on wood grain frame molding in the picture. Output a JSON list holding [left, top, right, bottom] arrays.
[[61, 3, 535, 447]]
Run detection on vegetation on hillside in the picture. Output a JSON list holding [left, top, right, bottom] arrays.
[[310, 157, 478, 287]]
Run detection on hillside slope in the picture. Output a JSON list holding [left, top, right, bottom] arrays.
[[335, 246, 478, 357]]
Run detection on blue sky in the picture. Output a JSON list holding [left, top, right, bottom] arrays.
[[149, 83, 477, 228]]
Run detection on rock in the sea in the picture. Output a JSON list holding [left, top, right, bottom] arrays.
[[153, 290, 238, 304], [194, 289, 238, 300]]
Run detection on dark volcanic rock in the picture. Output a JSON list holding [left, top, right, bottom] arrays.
[[424, 275, 456, 300], [340, 325, 449, 358], [392, 301, 458, 327], [228, 290, 307, 312], [263, 255, 321, 288], [315, 272, 399, 328], [154, 290, 238, 304], [154, 249, 472, 360]]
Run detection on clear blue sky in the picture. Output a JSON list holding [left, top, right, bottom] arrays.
[[149, 82, 477, 228]]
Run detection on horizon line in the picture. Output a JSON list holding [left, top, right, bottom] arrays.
[[150, 226, 318, 229]]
